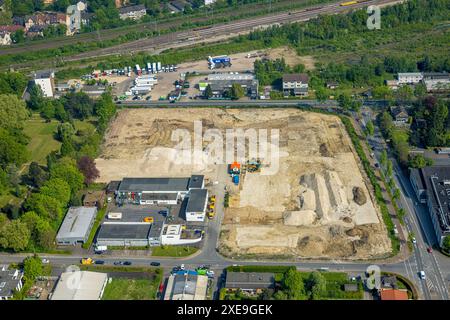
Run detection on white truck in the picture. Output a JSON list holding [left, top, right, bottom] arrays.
[[107, 212, 122, 220], [94, 245, 107, 254]]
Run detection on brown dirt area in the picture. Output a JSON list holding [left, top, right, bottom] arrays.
[[267, 46, 316, 70], [96, 108, 391, 260]]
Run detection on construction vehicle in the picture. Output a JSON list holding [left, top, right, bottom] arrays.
[[81, 258, 93, 265], [246, 159, 262, 173], [228, 162, 241, 174], [209, 202, 215, 210], [207, 209, 215, 219], [232, 174, 239, 185], [143, 217, 154, 223], [209, 195, 216, 203]]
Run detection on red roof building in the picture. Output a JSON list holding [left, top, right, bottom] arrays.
[[380, 288, 409, 300]]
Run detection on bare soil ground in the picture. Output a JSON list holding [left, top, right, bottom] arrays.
[[96, 108, 391, 259], [267, 46, 316, 70]]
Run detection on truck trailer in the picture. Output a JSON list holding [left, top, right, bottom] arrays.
[[135, 64, 142, 76], [208, 55, 231, 69]]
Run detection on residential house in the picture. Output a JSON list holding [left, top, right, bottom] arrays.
[[0, 25, 24, 45], [66, 1, 88, 35], [282, 73, 309, 97], [390, 106, 409, 125], [397, 72, 423, 85], [118, 4, 146, 21], [225, 272, 275, 293], [24, 12, 69, 35], [0, 265, 23, 300], [385, 79, 399, 90], [205, 0, 217, 5], [170, 0, 188, 11]]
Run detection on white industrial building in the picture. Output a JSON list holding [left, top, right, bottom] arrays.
[[56, 207, 97, 245], [33, 70, 55, 97], [164, 271, 208, 300], [116, 175, 204, 205], [96, 221, 163, 247], [397, 72, 423, 85], [51, 271, 108, 300]]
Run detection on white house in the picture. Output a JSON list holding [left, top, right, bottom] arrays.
[[397, 72, 423, 85], [33, 70, 55, 97], [161, 224, 203, 245], [0, 266, 23, 300], [282, 73, 309, 97], [66, 1, 87, 35]]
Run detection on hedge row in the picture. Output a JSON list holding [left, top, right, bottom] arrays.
[[225, 265, 295, 273]]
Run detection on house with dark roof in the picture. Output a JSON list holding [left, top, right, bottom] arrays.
[[282, 73, 309, 97], [390, 106, 409, 125], [0, 266, 23, 300], [118, 4, 146, 20], [225, 272, 275, 293]]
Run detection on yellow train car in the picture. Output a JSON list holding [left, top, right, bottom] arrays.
[[340, 1, 358, 6]]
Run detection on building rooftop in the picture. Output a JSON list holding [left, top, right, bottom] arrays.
[[118, 4, 146, 14], [165, 272, 208, 300], [188, 175, 204, 189], [97, 222, 152, 240], [282, 73, 309, 83], [380, 288, 408, 300], [0, 267, 22, 299], [56, 207, 97, 241], [225, 272, 275, 289], [118, 177, 191, 193], [208, 73, 256, 81], [51, 271, 107, 300], [422, 166, 450, 235], [398, 72, 423, 77], [141, 192, 179, 201], [34, 70, 54, 79], [186, 189, 208, 213]]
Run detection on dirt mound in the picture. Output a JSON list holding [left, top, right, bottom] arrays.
[[345, 227, 369, 238], [352, 186, 367, 205]]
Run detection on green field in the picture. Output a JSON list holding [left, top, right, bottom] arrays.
[[102, 278, 160, 300], [151, 245, 199, 257], [23, 115, 61, 165]]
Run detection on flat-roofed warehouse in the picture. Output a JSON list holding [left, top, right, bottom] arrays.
[[116, 175, 204, 205], [164, 271, 208, 300], [56, 207, 97, 245], [410, 165, 450, 246], [51, 271, 108, 300], [96, 222, 163, 247], [185, 188, 208, 222]]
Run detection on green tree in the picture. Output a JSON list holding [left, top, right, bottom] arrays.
[[24, 162, 49, 188], [308, 271, 326, 300], [272, 290, 288, 300], [204, 85, 213, 99], [366, 120, 374, 136], [386, 160, 394, 178], [0, 129, 29, 169], [408, 154, 433, 168], [23, 255, 43, 281], [229, 83, 245, 100], [56, 122, 75, 142], [380, 150, 388, 167], [24, 193, 63, 221], [95, 92, 116, 133], [50, 159, 84, 193], [442, 235, 450, 253], [40, 178, 71, 207], [0, 219, 30, 252], [393, 188, 401, 201], [282, 268, 305, 300], [0, 94, 29, 132], [315, 87, 328, 102], [337, 93, 351, 111]]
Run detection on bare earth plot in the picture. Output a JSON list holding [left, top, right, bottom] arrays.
[[96, 108, 391, 260]]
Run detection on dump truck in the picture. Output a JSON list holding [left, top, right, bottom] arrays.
[[81, 258, 93, 265]]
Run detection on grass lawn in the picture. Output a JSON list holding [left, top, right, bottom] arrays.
[[151, 245, 198, 257], [81, 207, 107, 249], [23, 115, 61, 165], [102, 278, 160, 300]]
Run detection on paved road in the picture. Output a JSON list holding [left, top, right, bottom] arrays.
[[361, 107, 449, 300], [117, 99, 387, 108], [62, 0, 400, 63]]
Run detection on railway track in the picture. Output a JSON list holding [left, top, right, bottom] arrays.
[[64, 0, 399, 62]]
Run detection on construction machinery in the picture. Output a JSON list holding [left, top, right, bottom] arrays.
[[246, 159, 262, 173], [209, 195, 216, 203], [228, 161, 241, 174]]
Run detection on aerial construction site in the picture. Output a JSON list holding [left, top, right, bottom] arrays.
[[96, 108, 391, 260]]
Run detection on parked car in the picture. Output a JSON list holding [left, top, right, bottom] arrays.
[[150, 262, 161, 266], [94, 260, 105, 265], [41, 258, 50, 264], [206, 270, 215, 278], [412, 237, 417, 245], [427, 247, 433, 253], [123, 261, 132, 266], [180, 264, 185, 270], [114, 261, 124, 265]]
